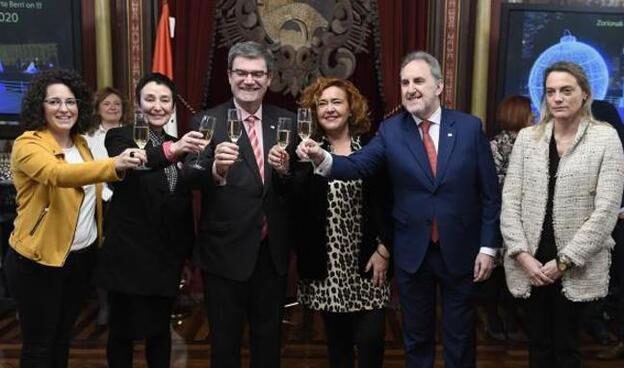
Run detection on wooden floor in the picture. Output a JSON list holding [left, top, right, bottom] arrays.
[[0, 300, 622, 367]]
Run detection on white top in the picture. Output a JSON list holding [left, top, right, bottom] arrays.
[[63, 145, 98, 251], [83, 124, 114, 201]]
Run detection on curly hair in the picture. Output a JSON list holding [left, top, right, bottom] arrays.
[[298, 77, 370, 139], [20, 69, 93, 135], [88, 87, 130, 134]]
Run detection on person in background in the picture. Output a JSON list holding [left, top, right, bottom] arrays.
[[294, 77, 392, 368], [501, 61, 624, 368], [480, 95, 533, 342], [84, 86, 131, 326], [94, 73, 206, 368], [5, 68, 143, 368]]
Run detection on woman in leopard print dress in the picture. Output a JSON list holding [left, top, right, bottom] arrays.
[[294, 78, 393, 368]]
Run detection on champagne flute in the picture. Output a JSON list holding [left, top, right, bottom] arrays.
[[133, 111, 149, 170], [297, 108, 312, 161], [227, 108, 243, 162], [190, 114, 216, 170], [276, 118, 291, 166], [277, 117, 291, 149]]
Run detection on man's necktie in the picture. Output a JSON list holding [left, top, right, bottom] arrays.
[[420, 120, 439, 242], [245, 115, 268, 240]]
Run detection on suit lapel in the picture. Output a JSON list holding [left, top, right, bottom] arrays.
[[436, 109, 456, 186], [401, 113, 435, 186]]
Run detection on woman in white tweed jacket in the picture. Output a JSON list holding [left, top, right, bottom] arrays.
[[501, 61, 624, 368]]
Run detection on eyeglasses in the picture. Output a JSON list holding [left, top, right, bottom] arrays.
[[44, 98, 79, 109], [229, 69, 269, 79]]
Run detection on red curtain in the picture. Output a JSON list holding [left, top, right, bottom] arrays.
[[377, 1, 429, 116], [167, 0, 217, 134]]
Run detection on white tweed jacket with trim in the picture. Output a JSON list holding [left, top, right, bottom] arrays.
[[501, 119, 624, 301]]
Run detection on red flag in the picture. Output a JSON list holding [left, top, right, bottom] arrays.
[[152, 1, 173, 79], [152, 1, 177, 136]]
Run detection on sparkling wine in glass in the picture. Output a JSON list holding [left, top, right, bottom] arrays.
[[297, 108, 312, 141], [277, 117, 291, 149], [227, 108, 243, 162], [297, 108, 312, 161], [133, 111, 149, 170], [190, 114, 216, 170]]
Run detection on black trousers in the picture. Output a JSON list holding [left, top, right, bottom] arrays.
[[4, 245, 95, 368], [524, 283, 586, 368], [106, 292, 174, 368], [612, 220, 624, 341], [203, 240, 287, 368], [322, 309, 386, 368]]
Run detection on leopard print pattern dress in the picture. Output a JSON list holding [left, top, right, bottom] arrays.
[[297, 138, 390, 313]]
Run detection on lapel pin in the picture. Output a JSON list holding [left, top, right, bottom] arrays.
[[270, 125, 275, 129], [448, 133, 453, 137]]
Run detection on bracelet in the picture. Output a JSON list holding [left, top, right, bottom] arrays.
[[376, 249, 389, 260]]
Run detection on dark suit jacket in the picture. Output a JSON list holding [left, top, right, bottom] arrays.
[[185, 100, 296, 281], [331, 109, 501, 276], [94, 125, 195, 297], [293, 138, 394, 280]]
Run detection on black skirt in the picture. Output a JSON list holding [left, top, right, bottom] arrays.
[[108, 291, 174, 340]]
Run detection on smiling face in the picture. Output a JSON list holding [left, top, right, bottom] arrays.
[[545, 71, 587, 124], [228, 56, 272, 112], [98, 93, 122, 124], [316, 85, 350, 136], [400, 59, 443, 120], [138, 81, 174, 128], [44, 83, 78, 138]]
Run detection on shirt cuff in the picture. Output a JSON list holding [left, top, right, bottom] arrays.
[[162, 141, 176, 162], [479, 247, 498, 257], [212, 161, 227, 186], [313, 150, 332, 177], [619, 207, 624, 215]]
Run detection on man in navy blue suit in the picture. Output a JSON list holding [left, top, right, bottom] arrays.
[[298, 51, 501, 368]]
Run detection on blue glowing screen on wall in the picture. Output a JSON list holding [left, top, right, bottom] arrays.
[[528, 30, 609, 111]]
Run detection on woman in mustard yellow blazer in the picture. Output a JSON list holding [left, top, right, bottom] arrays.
[[5, 69, 144, 368]]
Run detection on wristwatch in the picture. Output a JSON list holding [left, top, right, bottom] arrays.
[[556, 255, 572, 272]]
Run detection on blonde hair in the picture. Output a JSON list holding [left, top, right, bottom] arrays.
[[535, 61, 596, 138]]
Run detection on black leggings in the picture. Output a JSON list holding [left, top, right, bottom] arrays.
[[322, 308, 386, 368], [4, 246, 95, 368]]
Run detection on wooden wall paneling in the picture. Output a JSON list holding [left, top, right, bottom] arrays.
[[81, 1, 97, 90]]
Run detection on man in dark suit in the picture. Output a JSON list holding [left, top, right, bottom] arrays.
[[299, 51, 501, 368], [185, 41, 295, 367]]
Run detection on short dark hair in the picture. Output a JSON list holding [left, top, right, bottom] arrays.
[[134, 72, 177, 106], [227, 41, 275, 72], [20, 68, 93, 135]]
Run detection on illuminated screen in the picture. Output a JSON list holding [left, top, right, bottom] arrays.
[[0, 0, 81, 121], [497, 4, 624, 122]]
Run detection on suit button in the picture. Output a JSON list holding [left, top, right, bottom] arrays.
[[33, 252, 41, 261]]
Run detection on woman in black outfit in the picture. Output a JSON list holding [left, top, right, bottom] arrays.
[[94, 73, 207, 367]]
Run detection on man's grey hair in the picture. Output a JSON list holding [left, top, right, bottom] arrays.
[[400, 51, 443, 81], [227, 41, 275, 72]]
